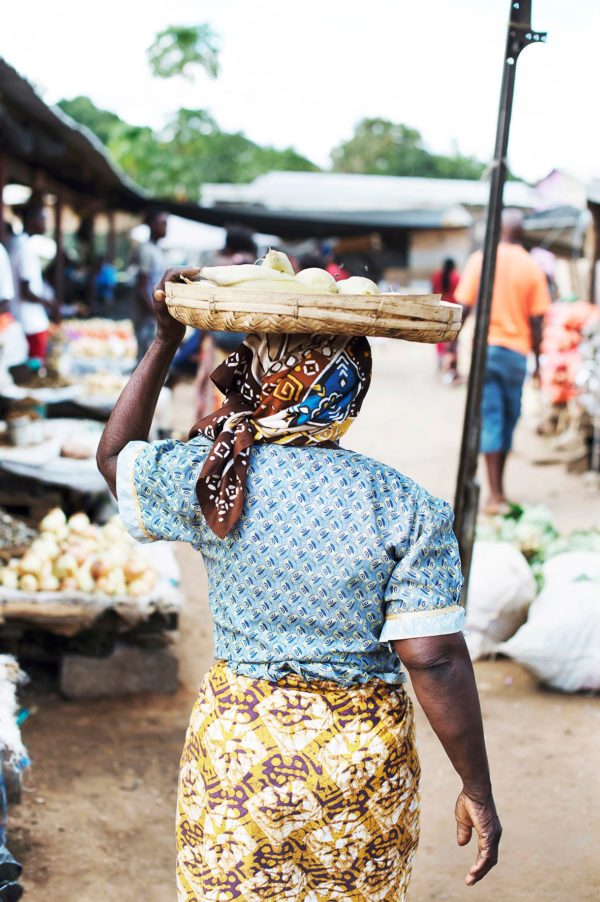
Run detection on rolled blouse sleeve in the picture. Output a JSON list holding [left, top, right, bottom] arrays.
[[380, 488, 465, 642], [116, 438, 205, 545]]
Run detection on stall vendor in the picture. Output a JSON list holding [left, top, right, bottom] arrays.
[[97, 268, 501, 902], [10, 199, 58, 362]]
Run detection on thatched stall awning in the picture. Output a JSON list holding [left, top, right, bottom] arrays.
[[0, 57, 148, 211]]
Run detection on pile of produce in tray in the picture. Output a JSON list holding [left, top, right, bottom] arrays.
[[540, 301, 600, 405], [193, 248, 381, 295], [80, 371, 128, 398], [169, 249, 461, 343], [52, 318, 137, 360], [0, 508, 158, 597]]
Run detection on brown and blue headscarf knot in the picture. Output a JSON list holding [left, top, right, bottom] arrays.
[[189, 333, 372, 538]]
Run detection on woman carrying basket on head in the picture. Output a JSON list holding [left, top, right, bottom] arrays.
[[97, 267, 501, 902]]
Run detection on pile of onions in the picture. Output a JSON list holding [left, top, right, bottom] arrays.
[[0, 509, 158, 597]]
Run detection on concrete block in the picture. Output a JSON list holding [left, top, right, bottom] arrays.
[[60, 642, 178, 699]]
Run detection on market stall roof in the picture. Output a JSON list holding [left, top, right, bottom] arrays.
[[587, 180, 600, 207], [523, 205, 591, 256], [0, 56, 148, 210], [160, 199, 472, 239], [199, 170, 537, 212]]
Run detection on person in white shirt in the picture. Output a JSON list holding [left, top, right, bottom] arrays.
[[134, 210, 168, 362], [10, 200, 58, 360], [0, 239, 29, 370], [0, 241, 15, 313]]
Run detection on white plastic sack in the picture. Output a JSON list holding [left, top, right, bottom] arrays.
[[541, 551, 600, 588], [465, 541, 537, 659], [499, 580, 600, 692]]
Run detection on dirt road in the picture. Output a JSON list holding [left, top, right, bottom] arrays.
[[9, 339, 600, 901]]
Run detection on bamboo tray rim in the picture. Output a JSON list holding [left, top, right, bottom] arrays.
[[165, 283, 461, 320], [164, 281, 462, 341]]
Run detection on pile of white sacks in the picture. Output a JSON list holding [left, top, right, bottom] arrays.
[[466, 543, 600, 693]]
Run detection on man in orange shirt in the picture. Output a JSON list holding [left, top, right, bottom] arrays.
[[455, 210, 551, 513]]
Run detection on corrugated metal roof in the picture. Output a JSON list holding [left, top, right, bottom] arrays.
[[162, 200, 470, 239], [201, 170, 537, 212]]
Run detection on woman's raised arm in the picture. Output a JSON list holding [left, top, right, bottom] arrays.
[[96, 266, 199, 497], [393, 631, 502, 887]]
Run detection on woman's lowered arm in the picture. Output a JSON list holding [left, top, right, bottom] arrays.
[[393, 631, 502, 887], [96, 266, 199, 497]]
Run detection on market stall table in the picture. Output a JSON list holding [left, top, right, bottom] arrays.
[[0, 418, 106, 494]]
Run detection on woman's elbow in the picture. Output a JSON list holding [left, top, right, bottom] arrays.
[[392, 631, 467, 672], [96, 450, 118, 499]]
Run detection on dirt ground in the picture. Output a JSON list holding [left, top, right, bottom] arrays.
[[8, 339, 600, 901]]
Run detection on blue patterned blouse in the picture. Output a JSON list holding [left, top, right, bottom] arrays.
[[117, 436, 464, 685]]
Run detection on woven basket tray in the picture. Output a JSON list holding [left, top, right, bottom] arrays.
[[165, 282, 462, 342]]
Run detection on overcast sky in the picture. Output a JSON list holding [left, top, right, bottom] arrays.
[[1, 0, 597, 184]]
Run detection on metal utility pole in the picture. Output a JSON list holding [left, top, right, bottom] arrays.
[[453, 0, 546, 598]]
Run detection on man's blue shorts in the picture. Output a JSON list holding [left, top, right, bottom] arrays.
[[480, 345, 528, 454]]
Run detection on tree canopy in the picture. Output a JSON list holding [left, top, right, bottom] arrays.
[[331, 118, 487, 180], [57, 97, 318, 200], [147, 24, 220, 80], [57, 95, 124, 147]]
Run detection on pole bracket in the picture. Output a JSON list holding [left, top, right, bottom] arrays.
[[506, 1, 547, 61]]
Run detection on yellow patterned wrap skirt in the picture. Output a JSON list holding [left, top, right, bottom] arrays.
[[176, 662, 421, 902]]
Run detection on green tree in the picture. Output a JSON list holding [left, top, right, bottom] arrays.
[[148, 108, 317, 199], [147, 24, 219, 80], [57, 96, 318, 200], [56, 96, 125, 145], [332, 117, 486, 180]]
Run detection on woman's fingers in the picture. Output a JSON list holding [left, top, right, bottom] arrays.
[[153, 266, 201, 300], [455, 791, 501, 886], [465, 826, 500, 885], [456, 819, 472, 846], [152, 266, 198, 344]]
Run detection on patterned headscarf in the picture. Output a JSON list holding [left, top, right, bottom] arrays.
[[189, 333, 372, 538]]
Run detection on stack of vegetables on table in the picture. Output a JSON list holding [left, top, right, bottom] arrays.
[[540, 301, 600, 406], [0, 509, 158, 597], [194, 248, 381, 295], [49, 319, 137, 367]]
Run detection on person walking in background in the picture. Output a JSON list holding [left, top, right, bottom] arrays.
[[135, 210, 168, 362], [0, 240, 15, 314], [455, 209, 552, 514], [10, 198, 59, 361], [94, 256, 118, 311], [431, 258, 461, 383], [322, 241, 351, 281]]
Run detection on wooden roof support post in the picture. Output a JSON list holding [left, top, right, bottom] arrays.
[[54, 191, 65, 302], [85, 209, 96, 308], [107, 210, 116, 263], [588, 203, 600, 306], [0, 154, 6, 247]]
